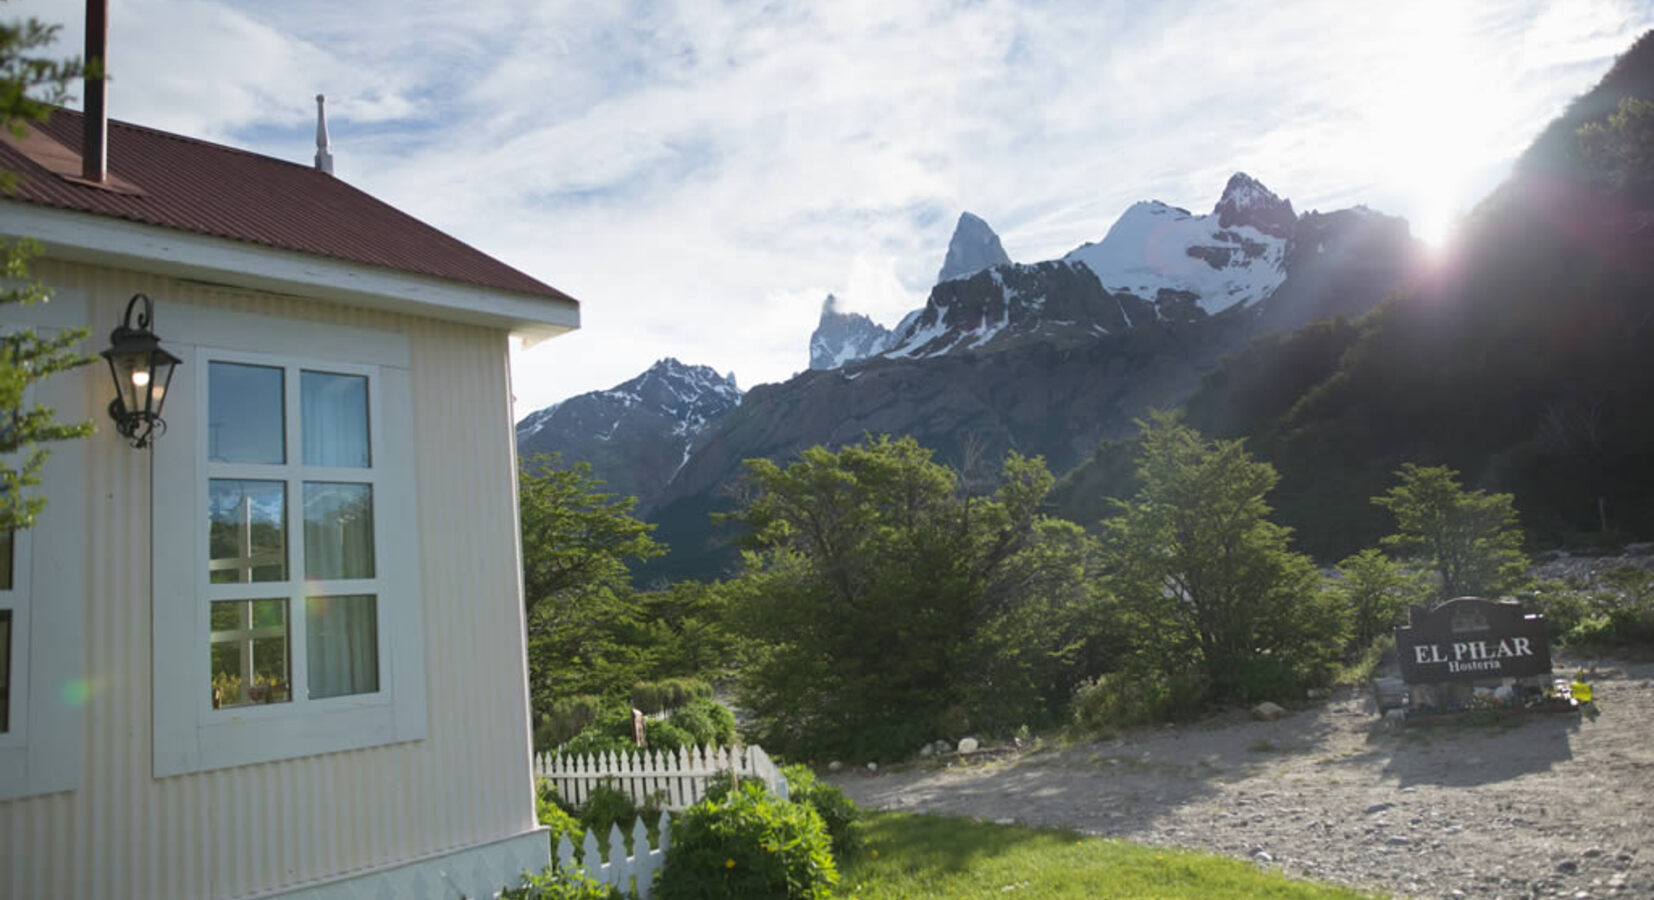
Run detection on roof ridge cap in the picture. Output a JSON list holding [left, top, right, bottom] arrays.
[[53, 105, 323, 173]]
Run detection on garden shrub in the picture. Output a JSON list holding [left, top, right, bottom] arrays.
[[536, 694, 606, 751], [560, 706, 639, 757], [656, 781, 836, 900], [537, 780, 584, 849], [578, 780, 639, 838], [779, 764, 865, 860], [1072, 664, 1207, 732], [644, 719, 695, 753], [631, 677, 712, 715], [1231, 655, 1303, 705], [500, 866, 622, 900], [558, 700, 731, 758], [666, 697, 737, 747], [700, 770, 768, 804]]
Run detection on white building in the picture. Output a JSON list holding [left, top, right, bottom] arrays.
[[0, 98, 576, 898]]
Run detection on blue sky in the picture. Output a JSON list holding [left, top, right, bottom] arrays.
[[17, 0, 1654, 416]]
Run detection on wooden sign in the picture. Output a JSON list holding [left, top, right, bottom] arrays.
[[1395, 597, 1551, 684]]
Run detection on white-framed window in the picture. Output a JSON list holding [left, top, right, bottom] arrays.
[[153, 305, 426, 777], [0, 288, 88, 801], [0, 527, 27, 743], [202, 354, 387, 711]]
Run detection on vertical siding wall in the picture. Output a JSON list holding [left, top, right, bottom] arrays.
[[0, 259, 540, 899]]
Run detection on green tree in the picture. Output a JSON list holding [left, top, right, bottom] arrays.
[[519, 454, 664, 707], [1372, 463, 1528, 600], [1578, 96, 1654, 196], [1102, 413, 1344, 703], [2, 12, 93, 532], [727, 435, 1108, 759], [1330, 548, 1426, 653]]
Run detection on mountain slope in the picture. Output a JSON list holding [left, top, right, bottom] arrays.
[[809, 294, 896, 370], [1055, 30, 1654, 558], [1063, 172, 1292, 316], [515, 358, 742, 503], [643, 185, 1423, 581]]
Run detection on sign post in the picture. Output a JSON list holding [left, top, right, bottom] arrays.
[[1395, 597, 1551, 684]]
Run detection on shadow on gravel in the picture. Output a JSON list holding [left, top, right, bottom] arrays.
[[1364, 713, 1580, 787], [839, 710, 1355, 836]]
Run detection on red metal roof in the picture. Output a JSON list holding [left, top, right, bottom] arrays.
[[0, 109, 576, 304]]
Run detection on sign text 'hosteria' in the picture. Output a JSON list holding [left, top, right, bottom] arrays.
[[1395, 597, 1551, 684]]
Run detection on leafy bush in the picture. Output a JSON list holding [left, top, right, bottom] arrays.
[[666, 697, 736, 747], [779, 764, 865, 861], [500, 866, 622, 900], [536, 694, 605, 751], [578, 781, 640, 839], [1565, 567, 1654, 647], [559, 706, 640, 757], [557, 700, 731, 758], [1231, 655, 1303, 705], [1515, 580, 1589, 640], [1335, 633, 1394, 687], [700, 770, 769, 804], [645, 719, 696, 753], [1072, 664, 1207, 733], [656, 781, 837, 900], [537, 780, 584, 849], [631, 677, 712, 715]]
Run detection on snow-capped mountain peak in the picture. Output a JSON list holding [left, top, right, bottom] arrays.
[[1062, 174, 1293, 316], [809, 294, 896, 370], [514, 358, 744, 501], [1212, 171, 1296, 238], [937, 212, 1013, 284]]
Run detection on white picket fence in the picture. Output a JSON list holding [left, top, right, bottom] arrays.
[[555, 812, 671, 899], [533, 743, 787, 810]]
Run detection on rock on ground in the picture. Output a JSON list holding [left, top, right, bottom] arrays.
[[830, 657, 1654, 899]]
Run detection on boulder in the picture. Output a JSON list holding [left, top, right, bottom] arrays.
[[827, 761, 843, 773], [957, 737, 980, 753], [1251, 702, 1288, 721]]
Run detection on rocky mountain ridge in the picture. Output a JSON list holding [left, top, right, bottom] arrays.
[[809, 173, 1411, 372], [515, 357, 741, 504]]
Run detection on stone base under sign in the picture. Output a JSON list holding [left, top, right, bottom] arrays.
[[1403, 672, 1580, 719]]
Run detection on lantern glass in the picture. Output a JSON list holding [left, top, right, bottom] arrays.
[[101, 293, 182, 448]]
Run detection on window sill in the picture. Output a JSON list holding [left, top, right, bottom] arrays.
[[164, 702, 417, 777]]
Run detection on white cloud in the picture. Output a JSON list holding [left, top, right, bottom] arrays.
[[12, 0, 1654, 415]]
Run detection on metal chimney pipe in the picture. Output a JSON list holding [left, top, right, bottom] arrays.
[[82, 0, 108, 183]]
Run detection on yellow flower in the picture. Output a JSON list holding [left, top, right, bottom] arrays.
[[869, 849, 879, 859], [725, 858, 736, 869]]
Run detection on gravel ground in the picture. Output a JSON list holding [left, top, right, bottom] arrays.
[[830, 658, 1654, 899]]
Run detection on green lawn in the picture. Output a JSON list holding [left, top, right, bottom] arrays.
[[837, 812, 1383, 900]]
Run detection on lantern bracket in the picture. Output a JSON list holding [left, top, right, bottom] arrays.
[[102, 292, 181, 449]]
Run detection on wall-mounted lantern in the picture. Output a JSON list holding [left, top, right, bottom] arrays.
[[102, 293, 181, 448]]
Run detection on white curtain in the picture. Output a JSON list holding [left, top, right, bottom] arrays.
[[303, 483, 374, 580], [301, 371, 370, 468], [307, 595, 378, 699]]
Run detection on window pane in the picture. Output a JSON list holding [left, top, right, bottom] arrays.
[[0, 530, 12, 590], [302, 371, 370, 468], [209, 480, 288, 583], [209, 599, 290, 708], [208, 362, 285, 464], [306, 595, 378, 699], [304, 483, 374, 580], [1, 609, 10, 732]]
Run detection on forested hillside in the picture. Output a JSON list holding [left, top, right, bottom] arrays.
[[1054, 31, 1654, 561]]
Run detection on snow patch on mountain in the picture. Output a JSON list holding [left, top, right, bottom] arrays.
[[1063, 201, 1287, 316], [809, 294, 897, 370]]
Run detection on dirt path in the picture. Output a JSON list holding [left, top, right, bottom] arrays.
[[831, 659, 1654, 899]]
